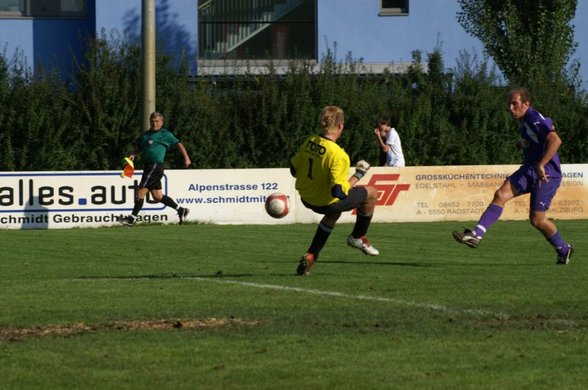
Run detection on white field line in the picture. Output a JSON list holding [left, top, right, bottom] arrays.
[[187, 277, 511, 320], [75, 276, 510, 320]]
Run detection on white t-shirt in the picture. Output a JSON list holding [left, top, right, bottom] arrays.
[[385, 128, 405, 167]]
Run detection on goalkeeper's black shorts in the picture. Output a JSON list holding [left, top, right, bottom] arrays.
[[301, 187, 368, 216]]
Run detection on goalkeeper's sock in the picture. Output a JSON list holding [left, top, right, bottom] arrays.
[[132, 198, 145, 216], [308, 222, 333, 257], [161, 195, 179, 210], [351, 212, 373, 238]]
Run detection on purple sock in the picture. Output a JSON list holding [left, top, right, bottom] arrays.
[[547, 232, 567, 254], [474, 204, 503, 238]]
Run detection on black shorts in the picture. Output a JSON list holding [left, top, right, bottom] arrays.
[[302, 187, 368, 215], [139, 163, 164, 190]]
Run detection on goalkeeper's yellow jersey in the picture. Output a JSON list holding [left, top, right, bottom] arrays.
[[291, 134, 351, 206]]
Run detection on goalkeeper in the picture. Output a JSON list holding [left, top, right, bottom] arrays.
[[290, 105, 379, 276]]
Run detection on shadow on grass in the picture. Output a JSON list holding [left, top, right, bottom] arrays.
[[321, 259, 434, 268], [77, 256, 549, 282], [319, 258, 548, 268]]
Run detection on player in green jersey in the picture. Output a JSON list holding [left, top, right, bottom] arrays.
[[291, 106, 379, 275], [119, 112, 191, 227]]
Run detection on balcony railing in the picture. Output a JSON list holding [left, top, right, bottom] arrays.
[[198, 0, 306, 59]]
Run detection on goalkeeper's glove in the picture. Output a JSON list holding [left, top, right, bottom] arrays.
[[353, 160, 370, 180]]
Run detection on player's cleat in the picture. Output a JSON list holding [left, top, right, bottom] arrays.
[[119, 215, 135, 228], [177, 207, 189, 225], [347, 235, 379, 256], [296, 253, 316, 276], [556, 244, 575, 265], [452, 229, 481, 248]]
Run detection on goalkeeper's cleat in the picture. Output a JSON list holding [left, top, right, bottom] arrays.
[[296, 253, 316, 276], [347, 235, 379, 256], [452, 229, 481, 248], [556, 244, 574, 265], [177, 207, 189, 225], [119, 215, 136, 228]]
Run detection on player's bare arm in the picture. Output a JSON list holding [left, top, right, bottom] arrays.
[[176, 142, 192, 168]]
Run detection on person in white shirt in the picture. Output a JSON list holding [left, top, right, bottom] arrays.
[[374, 116, 405, 167]]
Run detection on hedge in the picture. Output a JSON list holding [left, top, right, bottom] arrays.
[[1, 38, 586, 172]]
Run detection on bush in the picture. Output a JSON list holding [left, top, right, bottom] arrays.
[[0, 39, 586, 171]]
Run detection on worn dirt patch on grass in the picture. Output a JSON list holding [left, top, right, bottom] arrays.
[[0, 318, 260, 341]]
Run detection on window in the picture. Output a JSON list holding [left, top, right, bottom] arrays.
[[380, 0, 408, 16], [0, 0, 21, 15], [198, 0, 316, 61], [0, 0, 85, 17], [60, 0, 84, 13]]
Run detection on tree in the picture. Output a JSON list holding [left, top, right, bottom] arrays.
[[456, 0, 579, 89]]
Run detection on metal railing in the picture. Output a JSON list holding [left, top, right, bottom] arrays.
[[198, 0, 306, 59]]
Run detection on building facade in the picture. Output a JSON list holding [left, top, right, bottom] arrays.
[[1, 0, 587, 86]]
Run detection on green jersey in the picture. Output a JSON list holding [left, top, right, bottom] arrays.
[[137, 128, 179, 164], [291, 134, 351, 207]]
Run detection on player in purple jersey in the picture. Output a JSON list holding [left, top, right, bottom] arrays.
[[453, 87, 574, 265]]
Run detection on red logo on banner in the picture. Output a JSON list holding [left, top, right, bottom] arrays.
[[354, 174, 410, 213]]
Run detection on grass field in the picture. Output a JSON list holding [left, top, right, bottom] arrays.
[[0, 220, 586, 389]]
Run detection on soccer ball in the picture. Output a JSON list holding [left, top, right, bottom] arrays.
[[264, 192, 290, 219]]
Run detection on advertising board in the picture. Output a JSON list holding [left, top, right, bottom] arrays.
[[0, 165, 585, 229]]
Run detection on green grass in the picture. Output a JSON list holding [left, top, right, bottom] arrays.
[[0, 220, 586, 389]]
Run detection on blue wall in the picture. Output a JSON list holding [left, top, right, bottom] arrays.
[[317, 0, 587, 89], [94, 0, 195, 52], [0, 19, 34, 65], [317, 0, 483, 65], [0, 1, 94, 78], [94, 0, 196, 71], [0, 0, 586, 89], [32, 19, 92, 75]]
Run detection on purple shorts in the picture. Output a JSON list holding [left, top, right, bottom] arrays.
[[508, 165, 561, 212]]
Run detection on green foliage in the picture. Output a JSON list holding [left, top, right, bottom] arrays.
[[68, 34, 143, 170], [0, 51, 78, 170], [0, 36, 586, 172], [450, 51, 515, 164], [457, 0, 579, 88]]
